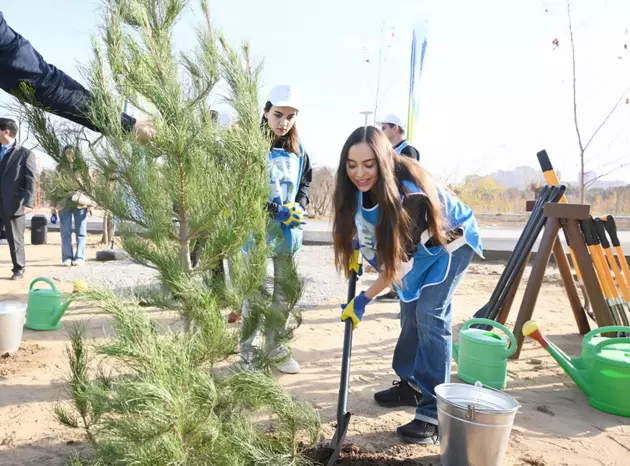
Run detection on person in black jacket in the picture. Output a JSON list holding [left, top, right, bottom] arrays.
[[0, 11, 152, 141], [0, 117, 37, 280]]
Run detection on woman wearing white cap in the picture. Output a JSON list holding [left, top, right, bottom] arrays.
[[240, 84, 312, 374]]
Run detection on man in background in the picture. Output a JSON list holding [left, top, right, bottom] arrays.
[[379, 114, 420, 161], [0, 118, 37, 280]]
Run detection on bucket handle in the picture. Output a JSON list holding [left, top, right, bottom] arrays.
[[463, 318, 518, 358], [29, 277, 57, 292], [583, 326, 630, 345]]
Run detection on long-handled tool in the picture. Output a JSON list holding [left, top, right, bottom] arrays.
[[327, 265, 358, 466], [603, 215, 630, 289], [580, 217, 624, 326], [475, 185, 566, 324], [474, 185, 552, 320], [594, 218, 630, 326], [486, 185, 566, 322], [537, 150, 591, 316]]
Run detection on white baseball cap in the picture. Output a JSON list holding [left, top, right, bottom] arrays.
[[377, 113, 405, 129], [267, 84, 300, 111]]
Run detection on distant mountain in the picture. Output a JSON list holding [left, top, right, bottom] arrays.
[[489, 166, 545, 190]]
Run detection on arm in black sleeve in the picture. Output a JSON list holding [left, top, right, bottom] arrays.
[[0, 11, 135, 134], [402, 192, 430, 260], [400, 145, 420, 162], [294, 151, 312, 210]]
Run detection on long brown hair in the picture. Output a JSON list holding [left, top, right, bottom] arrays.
[[333, 126, 447, 284], [261, 101, 301, 155]]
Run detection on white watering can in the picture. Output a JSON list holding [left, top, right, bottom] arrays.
[[0, 301, 27, 354]]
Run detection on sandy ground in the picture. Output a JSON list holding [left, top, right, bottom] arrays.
[[1, 234, 630, 466]]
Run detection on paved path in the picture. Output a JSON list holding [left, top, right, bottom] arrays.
[[25, 214, 630, 258]]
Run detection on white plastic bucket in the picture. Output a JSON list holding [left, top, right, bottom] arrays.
[[0, 301, 27, 354]]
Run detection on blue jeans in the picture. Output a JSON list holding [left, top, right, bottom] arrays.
[[393, 245, 474, 425], [60, 208, 88, 262]]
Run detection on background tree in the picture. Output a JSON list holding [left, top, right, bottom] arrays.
[[563, 0, 630, 203], [309, 166, 335, 218]]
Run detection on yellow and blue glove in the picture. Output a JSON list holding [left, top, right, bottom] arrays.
[[275, 202, 306, 229], [341, 291, 372, 330], [349, 238, 363, 279]]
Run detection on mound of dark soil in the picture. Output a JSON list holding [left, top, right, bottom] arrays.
[[304, 444, 440, 465]]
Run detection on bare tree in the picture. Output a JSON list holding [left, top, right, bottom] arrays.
[[565, 0, 630, 202], [309, 166, 335, 218]]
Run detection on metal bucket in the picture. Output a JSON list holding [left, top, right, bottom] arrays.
[[0, 301, 27, 354], [435, 382, 520, 466]]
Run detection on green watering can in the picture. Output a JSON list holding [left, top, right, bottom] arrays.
[[572, 326, 630, 371], [452, 318, 517, 389], [524, 321, 630, 418], [25, 278, 74, 331]]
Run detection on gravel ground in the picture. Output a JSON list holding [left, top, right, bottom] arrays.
[[51, 245, 350, 308]]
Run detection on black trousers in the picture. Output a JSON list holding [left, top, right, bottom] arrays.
[[0, 213, 26, 273]]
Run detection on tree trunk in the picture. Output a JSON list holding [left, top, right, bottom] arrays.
[[179, 208, 192, 333], [101, 213, 109, 245], [580, 152, 585, 204]]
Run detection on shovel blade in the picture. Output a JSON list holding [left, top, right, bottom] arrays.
[[327, 412, 352, 466]]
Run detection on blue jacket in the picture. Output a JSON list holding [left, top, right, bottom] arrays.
[[0, 11, 134, 133]]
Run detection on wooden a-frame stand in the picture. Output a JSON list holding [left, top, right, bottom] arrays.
[[494, 202, 616, 359]]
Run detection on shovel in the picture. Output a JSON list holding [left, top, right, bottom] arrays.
[[327, 267, 357, 466]]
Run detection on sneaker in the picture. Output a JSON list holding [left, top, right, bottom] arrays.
[[73, 259, 85, 266], [62, 260, 72, 267], [275, 358, 301, 374], [375, 290, 399, 301], [374, 380, 422, 407], [397, 419, 439, 445]]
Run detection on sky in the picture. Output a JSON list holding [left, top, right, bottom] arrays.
[[1, 0, 630, 185]]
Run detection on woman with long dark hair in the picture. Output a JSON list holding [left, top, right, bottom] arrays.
[[240, 84, 312, 374], [333, 126, 482, 443]]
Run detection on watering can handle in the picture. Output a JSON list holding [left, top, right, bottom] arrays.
[[583, 326, 630, 346], [29, 277, 57, 291], [593, 337, 630, 352], [463, 318, 518, 357]]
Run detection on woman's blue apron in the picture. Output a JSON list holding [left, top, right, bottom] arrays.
[[266, 144, 305, 255], [355, 181, 482, 302]]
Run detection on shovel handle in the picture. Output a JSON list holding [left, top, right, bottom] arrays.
[[580, 218, 596, 247], [604, 215, 621, 247], [594, 218, 611, 249], [335, 268, 357, 431]]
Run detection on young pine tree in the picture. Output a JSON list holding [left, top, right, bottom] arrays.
[[20, 0, 317, 463]]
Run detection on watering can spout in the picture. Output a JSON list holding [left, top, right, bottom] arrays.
[[51, 296, 74, 327], [522, 321, 590, 396]]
